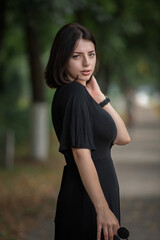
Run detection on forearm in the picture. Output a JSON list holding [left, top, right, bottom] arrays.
[[72, 148, 109, 212]]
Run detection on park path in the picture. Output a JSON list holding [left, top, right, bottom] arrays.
[[112, 106, 160, 240], [113, 106, 160, 198], [24, 106, 160, 240]]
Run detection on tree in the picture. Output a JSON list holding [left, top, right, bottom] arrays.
[[6, 0, 56, 161]]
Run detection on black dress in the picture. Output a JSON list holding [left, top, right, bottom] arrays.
[[52, 81, 120, 240]]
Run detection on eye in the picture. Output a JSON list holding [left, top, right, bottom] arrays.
[[89, 52, 95, 57], [72, 55, 81, 59]]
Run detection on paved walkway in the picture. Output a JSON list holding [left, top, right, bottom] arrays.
[[112, 106, 160, 240], [113, 106, 160, 198], [24, 106, 160, 240]]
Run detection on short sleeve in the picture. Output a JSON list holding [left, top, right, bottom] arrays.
[[59, 87, 96, 154]]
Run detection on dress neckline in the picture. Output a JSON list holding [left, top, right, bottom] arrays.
[[73, 81, 101, 107]]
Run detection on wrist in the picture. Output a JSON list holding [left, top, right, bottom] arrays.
[[95, 201, 109, 213], [99, 96, 110, 107], [95, 93, 106, 103]]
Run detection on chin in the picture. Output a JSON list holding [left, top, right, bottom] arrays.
[[82, 75, 92, 81]]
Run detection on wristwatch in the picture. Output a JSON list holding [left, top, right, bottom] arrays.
[[99, 97, 110, 107]]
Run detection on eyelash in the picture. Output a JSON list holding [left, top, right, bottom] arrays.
[[73, 55, 80, 59], [89, 53, 95, 57], [72, 53, 95, 59]]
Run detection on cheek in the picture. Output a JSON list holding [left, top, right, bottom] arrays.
[[92, 59, 96, 69], [68, 61, 80, 72], [66, 61, 80, 77]]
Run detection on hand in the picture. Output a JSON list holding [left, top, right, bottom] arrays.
[[96, 205, 120, 240], [86, 76, 106, 103]]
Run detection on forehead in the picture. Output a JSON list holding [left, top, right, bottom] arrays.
[[74, 39, 95, 52]]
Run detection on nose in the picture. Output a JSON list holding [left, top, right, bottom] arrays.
[[82, 55, 89, 66]]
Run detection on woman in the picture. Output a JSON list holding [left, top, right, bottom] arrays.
[[45, 23, 130, 240]]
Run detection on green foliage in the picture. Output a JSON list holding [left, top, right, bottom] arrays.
[[0, 11, 31, 143], [0, 56, 31, 144], [0, 0, 160, 148]]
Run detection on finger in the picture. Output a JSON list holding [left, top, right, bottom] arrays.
[[115, 221, 120, 236], [112, 224, 118, 236], [108, 226, 114, 240], [117, 219, 120, 229], [103, 226, 109, 240], [97, 225, 102, 240], [113, 226, 117, 236]]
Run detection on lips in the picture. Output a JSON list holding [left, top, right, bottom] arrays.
[[81, 70, 91, 75]]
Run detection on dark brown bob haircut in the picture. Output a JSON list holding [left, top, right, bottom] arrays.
[[44, 22, 98, 88]]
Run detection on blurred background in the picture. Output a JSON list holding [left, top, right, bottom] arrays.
[[0, 0, 160, 239]]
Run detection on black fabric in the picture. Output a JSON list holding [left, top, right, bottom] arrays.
[[58, 82, 96, 153], [52, 81, 120, 240]]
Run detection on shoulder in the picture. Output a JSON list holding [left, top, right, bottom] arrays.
[[53, 81, 90, 111], [57, 81, 86, 98], [64, 81, 85, 93]]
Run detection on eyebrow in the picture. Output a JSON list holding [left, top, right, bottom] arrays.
[[73, 50, 95, 54]]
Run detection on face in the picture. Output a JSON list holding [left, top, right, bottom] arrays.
[[65, 39, 96, 86]]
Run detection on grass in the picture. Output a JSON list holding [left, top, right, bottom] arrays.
[[0, 131, 65, 240]]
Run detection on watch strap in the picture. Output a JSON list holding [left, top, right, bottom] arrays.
[[99, 97, 110, 107]]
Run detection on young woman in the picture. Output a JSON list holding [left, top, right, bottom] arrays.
[[45, 23, 130, 240]]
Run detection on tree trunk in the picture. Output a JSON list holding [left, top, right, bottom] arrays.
[[25, 24, 45, 102], [2, 129, 15, 169], [30, 102, 49, 161], [25, 24, 49, 161], [0, 0, 7, 92], [0, 0, 6, 53], [97, 64, 111, 94]]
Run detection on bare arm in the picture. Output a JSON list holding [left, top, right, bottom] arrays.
[[72, 148, 120, 240], [86, 76, 131, 145]]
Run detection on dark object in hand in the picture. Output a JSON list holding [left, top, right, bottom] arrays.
[[117, 227, 130, 239]]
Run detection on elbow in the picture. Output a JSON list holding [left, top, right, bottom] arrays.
[[122, 136, 131, 145], [72, 148, 91, 160], [114, 135, 131, 145]]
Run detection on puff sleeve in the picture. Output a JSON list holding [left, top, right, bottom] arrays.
[[59, 87, 96, 154]]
